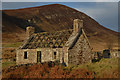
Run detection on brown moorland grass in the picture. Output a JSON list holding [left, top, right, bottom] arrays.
[[2, 58, 119, 79]]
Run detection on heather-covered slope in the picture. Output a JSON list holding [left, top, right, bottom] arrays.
[[2, 58, 118, 78], [2, 4, 119, 51]]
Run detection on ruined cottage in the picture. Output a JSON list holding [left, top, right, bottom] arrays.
[[103, 49, 119, 58], [16, 19, 92, 66]]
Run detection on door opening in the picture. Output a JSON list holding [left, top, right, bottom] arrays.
[[37, 51, 41, 63]]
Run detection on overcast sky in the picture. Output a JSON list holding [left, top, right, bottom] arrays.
[[1, 2, 119, 32]]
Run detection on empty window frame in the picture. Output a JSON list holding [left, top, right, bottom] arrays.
[[53, 52, 57, 59], [24, 51, 27, 59]]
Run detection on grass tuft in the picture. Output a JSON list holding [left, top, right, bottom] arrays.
[[2, 42, 22, 47]]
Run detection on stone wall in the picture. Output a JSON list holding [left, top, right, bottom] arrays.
[[63, 47, 69, 66], [110, 50, 119, 58], [16, 49, 37, 65], [16, 48, 63, 65], [39, 48, 63, 63], [73, 19, 83, 33], [26, 26, 35, 38], [68, 33, 92, 66]]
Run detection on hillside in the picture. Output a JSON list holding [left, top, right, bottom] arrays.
[[2, 4, 119, 51]]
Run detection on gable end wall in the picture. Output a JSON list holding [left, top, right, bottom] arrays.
[[68, 33, 92, 66]]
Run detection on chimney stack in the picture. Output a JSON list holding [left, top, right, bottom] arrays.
[[73, 19, 83, 33], [26, 26, 35, 38]]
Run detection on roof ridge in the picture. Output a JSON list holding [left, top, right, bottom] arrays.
[[35, 29, 73, 35]]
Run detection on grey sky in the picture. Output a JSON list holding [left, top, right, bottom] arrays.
[[1, 0, 119, 2]]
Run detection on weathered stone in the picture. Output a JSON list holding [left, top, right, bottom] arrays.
[[103, 49, 120, 58], [73, 19, 83, 33], [110, 49, 120, 58], [26, 26, 35, 38], [16, 19, 92, 66], [68, 32, 92, 65]]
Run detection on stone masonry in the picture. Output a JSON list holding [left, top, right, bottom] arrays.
[[16, 19, 92, 66]]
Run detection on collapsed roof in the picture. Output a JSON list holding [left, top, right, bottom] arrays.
[[21, 29, 73, 49]]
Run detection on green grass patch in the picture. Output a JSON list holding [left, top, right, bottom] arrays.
[[2, 42, 22, 47], [66, 58, 118, 78], [2, 61, 16, 69]]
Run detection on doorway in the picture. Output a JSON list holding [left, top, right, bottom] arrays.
[[37, 51, 41, 63]]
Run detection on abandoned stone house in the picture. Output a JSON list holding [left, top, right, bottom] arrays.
[[16, 19, 92, 66]]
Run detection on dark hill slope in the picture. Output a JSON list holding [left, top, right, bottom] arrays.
[[2, 4, 118, 51]]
